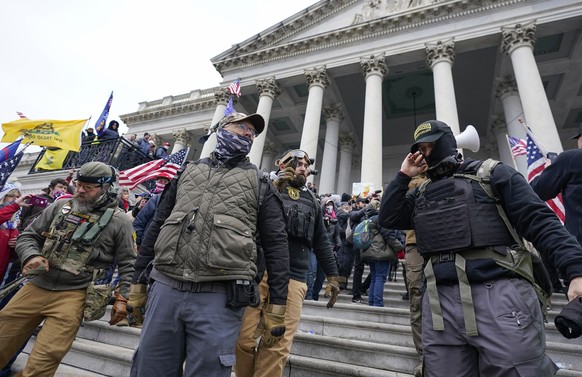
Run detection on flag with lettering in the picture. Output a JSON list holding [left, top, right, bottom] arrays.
[[227, 79, 241, 98], [0, 152, 24, 190], [507, 136, 526, 158], [526, 133, 565, 223], [95, 91, 113, 137], [119, 148, 188, 189], [1, 118, 87, 151]]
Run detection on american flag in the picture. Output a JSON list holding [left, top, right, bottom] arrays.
[[118, 148, 188, 190], [0, 152, 24, 190], [16, 111, 27, 119], [227, 79, 241, 98], [507, 135, 527, 157], [526, 133, 566, 223]]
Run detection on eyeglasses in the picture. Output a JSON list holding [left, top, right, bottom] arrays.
[[73, 180, 101, 191], [280, 149, 311, 167], [228, 123, 257, 138]]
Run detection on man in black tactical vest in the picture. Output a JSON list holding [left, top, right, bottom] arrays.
[[379, 120, 582, 377], [129, 112, 290, 377], [235, 149, 340, 377], [0, 162, 137, 377]]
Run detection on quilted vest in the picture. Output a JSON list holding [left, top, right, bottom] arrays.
[[153, 160, 260, 282]]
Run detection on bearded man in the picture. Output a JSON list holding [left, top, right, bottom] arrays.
[[235, 149, 340, 377], [0, 162, 136, 377]]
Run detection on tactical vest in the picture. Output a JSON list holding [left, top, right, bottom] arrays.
[[279, 186, 317, 247], [42, 201, 115, 276], [414, 173, 514, 256], [153, 160, 262, 282]]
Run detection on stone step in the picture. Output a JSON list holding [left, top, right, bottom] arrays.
[[12, 352, 109, 377], [23, 337, 133, 377], [290, 331, 420, 374], [284, 354, 414, 377]]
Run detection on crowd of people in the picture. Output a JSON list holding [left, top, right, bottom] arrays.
[[0, 113, 581, 377]]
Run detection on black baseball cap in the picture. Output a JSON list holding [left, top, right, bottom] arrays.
[[569, 122, 582, 140], [411, 120, 453, 153]]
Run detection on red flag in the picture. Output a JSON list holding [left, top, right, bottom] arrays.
[[118, 149, 187, 189]]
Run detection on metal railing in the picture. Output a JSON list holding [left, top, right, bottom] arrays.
[[29, 137, 153, 175]]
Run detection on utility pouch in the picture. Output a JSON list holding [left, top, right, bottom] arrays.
[[83, 270, 113, 321], [226, 280, 259, 308]]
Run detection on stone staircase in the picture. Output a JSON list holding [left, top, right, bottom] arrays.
[[13, 278, 582, 377]]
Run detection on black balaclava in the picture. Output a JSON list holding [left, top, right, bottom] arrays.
[[411, 120, 461, 180]]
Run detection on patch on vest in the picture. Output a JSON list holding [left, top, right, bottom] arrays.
[[287, 186, 301, 200]]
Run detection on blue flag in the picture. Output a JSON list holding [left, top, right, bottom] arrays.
[[95, 91, 113, 137], [224, 97, 235, 116], [0, 139, 22, 164]]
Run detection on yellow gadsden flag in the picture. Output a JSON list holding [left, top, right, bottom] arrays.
[[35, 148, 70, 171], [1, 118, 87, 152]]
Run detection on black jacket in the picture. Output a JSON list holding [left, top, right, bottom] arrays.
[[531, 149, 582, 246], [133, 156, 289, 305], [379, 159, 582, 283]]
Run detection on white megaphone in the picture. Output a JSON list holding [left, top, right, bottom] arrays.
[[455, 125, 480, 153]]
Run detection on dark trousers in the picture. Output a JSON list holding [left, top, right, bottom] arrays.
[[352, 249, 364, 299], [338, 242, 355, 289]]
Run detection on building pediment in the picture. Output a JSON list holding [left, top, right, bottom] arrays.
[[211, 0, 522, 74]]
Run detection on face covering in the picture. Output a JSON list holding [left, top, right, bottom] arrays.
[[215, 127, 253, 163], [326, 206, 334, 214]]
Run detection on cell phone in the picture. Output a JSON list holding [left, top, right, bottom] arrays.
[[29, 195, 49, 208]]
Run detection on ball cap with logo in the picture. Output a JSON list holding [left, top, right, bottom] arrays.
[[219, 112, 265, 135], [411, 120, 453, 153]]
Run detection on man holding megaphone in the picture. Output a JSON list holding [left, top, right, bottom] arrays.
[[378, 119, 582, 377]]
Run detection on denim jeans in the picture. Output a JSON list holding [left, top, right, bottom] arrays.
[[305, 250, 317, 300], [368, 260, 390, 307]]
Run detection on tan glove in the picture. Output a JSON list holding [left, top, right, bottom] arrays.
[[109, 295, 128, 325], [326, 276, 341, 309], [127, 284, 147, 326], [273, 167, 295, 190], [252, 304, 286, 348]]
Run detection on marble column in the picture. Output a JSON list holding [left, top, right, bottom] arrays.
[[490, 119, 515, 169], [426, 39, 461, 137], [319, 104, 343, 195], [501, 21, 563, 153], [249, 77, 281, 166], [200, 90, 230, 158], [360, 55, 387, 191], [495, 78, 528, 175], [260, 141, 278, 172], [337, 134, 355, 197], [171, 129, 191, 153], [300, 67, 329, 178]]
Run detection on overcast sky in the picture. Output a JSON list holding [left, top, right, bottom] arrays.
[[0, 0, 315, 146]]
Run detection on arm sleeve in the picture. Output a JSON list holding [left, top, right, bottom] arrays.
[[112, 216, 137, 298], [257, 182, 290, 305], [16, 202, 61, 265], [132, 180, 177, 284], [491, 163, 582, 281], [312, 203, 339, 277], [133, 196, 159, 246], [378, 171, 415, 230], [530, 152, 572, 201], [0, 203, 20, 224]]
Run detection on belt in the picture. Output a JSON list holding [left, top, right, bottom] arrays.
[[151, 268, 228, 293]]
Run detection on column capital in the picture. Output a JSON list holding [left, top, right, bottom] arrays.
[[501, 21, 536, 56], [214, 89, 230, 105], [495, 77, 519, 100], [489, 118, 507, 135], [173, 129, 191, 145], [263, 140, 278, 156], [360, 54, 388, 79], [256, 77, 281, 99], [323, 104, 344, 123], [304, 67, 329, 89], [339, 133, 355, 149], [426, 39, 455, 68]]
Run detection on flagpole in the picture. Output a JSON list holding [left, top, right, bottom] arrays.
[[519, 119, 550, 161]]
